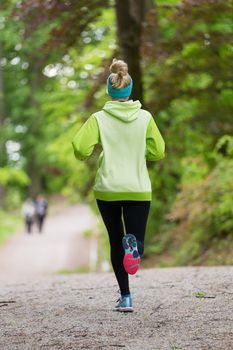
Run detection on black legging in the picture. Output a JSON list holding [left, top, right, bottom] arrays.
[[36, 214, 46, 233], [96, 200, 150, 296]]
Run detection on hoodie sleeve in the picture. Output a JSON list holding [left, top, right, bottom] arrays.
[[146, 117, 165, 161], [72, 115, 100, 161]]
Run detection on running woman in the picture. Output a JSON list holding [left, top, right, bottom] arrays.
[[72, 58, 165, 312]]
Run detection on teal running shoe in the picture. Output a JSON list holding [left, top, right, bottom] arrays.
[[113, 294, 133, 312]]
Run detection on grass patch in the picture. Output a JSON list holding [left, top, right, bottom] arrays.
[[0, 210, 22, 245], [171, 344, 183, 350], [194, 291, 207, 298], [194, 291, 215, 299], [83, 229, 93, 239], [56, 266, 90, 274]]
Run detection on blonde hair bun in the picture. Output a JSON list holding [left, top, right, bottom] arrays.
[[109, 58, 131, 89]]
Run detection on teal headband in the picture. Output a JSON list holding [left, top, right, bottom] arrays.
[[107, 75, 133, 98]]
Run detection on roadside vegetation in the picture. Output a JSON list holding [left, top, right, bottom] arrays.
[[0, 0, 232, 266]]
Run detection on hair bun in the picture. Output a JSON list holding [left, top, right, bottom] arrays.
[[110, 58, 128, 76], [109, 58, 130, 89]]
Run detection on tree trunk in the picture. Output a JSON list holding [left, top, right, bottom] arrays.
[[27, 154, 42, 198], [26, 61, 43, 198], [115, 0, 154, 104]]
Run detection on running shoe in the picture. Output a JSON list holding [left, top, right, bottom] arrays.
[[113, 294, 133, 312], [122, 234, 140, 275]]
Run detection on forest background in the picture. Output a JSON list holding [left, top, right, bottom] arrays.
[[0, 0, 232, 267]]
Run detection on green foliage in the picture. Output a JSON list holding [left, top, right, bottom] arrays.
[[180, 157, 209, 185], [159, 136, 233, 265], [1, 0, 233, 267], [215, 134, 233, 157], [142, 0, 233, 265], [0, 167, 29, 186], [0, 210, 22, 245], [0, 167, 30, 208], [0, 1, 115, 204]]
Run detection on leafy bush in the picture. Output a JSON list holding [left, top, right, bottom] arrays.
[[162, 135, 233, 264]]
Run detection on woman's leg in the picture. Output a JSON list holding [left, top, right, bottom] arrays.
[[96, 200, 130, 295], [38, 215, 45, 233], [26, 218, 32, 233], [122, 201, 151, 256]]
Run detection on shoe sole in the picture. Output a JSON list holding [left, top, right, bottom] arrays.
[[122, 234, 140, 275], [113, 307, 134, 312]]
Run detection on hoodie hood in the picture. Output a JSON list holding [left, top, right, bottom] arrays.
[[102, 100, 142, 123]]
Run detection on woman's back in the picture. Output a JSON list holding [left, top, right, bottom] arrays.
[[93, 100, 152, 198], [72, 57, 165, 201], [71, 57, 165, 312]]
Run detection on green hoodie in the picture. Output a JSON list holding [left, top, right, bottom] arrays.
[[72, 100, 165, 201]]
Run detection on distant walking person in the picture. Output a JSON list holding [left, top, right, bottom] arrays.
[[72, 59, 165, 312], [35, 195, 48, 233], [21, 198, 36, 234]]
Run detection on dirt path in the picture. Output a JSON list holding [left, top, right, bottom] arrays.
[[0, 207, 232, 349], [0, 266, 233, 350], [0, 204, 98, 281]]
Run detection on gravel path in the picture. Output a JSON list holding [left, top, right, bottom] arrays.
[[0, 204, 98, 280], [1, 266, 232, 350]]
